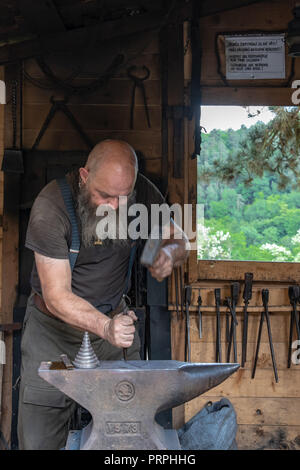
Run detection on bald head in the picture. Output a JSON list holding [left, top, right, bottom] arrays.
[[79, 140, 138, 211], [85, 140, 138, 177]]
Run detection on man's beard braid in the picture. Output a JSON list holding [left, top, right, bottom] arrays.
[[76, 181, 136, 248]]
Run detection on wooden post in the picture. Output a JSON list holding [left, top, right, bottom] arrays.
[[0, 63, 21, 448]]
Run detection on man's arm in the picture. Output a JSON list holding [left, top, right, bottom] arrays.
[[148, 220, 189, 281], [35, 252, 136, 348]]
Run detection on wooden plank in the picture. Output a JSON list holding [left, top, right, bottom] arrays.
[[192, 368, 300, 398], [185, 396, 300, 426], [23, 104, 161, 132], [199, 0, 269, 18], [236, 424, 300, 450], [197, 260, 300, 283], [23, 130, 162, 155], [24, 53, 161, 80], [23, 79, 161, 106], [184, 313, 292, 344], [190, 341, 298, 370], [171, 282, 294, 309], [0, 12, 165, 65], [201, 86, 299, 106]]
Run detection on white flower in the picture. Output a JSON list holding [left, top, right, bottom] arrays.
[[260, 243, 292, 261], [198, 224, 231, 260], [291, 229, 300, 245]]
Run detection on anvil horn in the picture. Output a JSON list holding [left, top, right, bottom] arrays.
[[39, 360, 239, 450]]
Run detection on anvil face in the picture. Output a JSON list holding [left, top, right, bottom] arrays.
[[39, 360, 239, 450]]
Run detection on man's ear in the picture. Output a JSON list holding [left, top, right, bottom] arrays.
[[79, 167, 89, 184]]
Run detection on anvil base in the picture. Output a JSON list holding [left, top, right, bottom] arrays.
[[65, 428, 181, 450]]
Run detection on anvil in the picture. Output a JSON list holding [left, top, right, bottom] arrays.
[[39, 360, 239, 450]]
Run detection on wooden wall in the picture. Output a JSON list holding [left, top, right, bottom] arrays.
[[22, 33, 163, 179], [170, 0, 300, 450]]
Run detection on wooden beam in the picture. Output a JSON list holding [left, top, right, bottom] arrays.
[[17, 0, 65, 35], [199, 0, 268, 17], [0, 11, 165, 65]]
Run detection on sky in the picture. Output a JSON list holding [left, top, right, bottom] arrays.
[[200, 106, 275, 133]]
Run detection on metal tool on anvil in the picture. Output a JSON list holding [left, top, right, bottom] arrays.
[[38, 360, 239, 450]]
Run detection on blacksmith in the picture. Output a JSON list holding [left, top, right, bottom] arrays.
[[17, 139, 188, 450]]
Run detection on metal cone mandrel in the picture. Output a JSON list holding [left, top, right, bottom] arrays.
[[73, 331, 100, 369]]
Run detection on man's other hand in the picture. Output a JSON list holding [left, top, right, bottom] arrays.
[[103, 310, 137, 348], [148, 247, 173, 282]]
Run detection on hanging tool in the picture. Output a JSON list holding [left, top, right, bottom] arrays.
[[214, 288, 222, 362], [225, 306, 230, 345], [226, 300, 238, 363], [197, 289, 203, 339], [241, 273, 253, 367], [288, 285, 300, 368], [174, 268, 180, 321], [179, 266, 185, 320], [31, 95, 93, 151], [251, 289, 278, 382], [127, 65, 151, 130], [226, 283, 240, 363], [185, 286, 192, 362]]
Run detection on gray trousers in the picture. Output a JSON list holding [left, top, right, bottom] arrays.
[[17, 294, 141, 450]]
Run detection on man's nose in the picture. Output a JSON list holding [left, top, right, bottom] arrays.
[[109, 197, 119, 210]]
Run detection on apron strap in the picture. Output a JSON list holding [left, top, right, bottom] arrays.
[[56, 177, 80, 272]]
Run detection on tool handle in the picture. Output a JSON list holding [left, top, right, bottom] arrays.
[[231, 282, 240, 305], [262, 288, 269, 307], [288, 285, 299, 305], [185, 286, 192, 305], [243, 272, 253, 302], [214, 288, 221, 305], [197, 290, 202, 306]]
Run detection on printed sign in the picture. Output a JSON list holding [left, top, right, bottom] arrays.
[[225, 35, 285, 80]]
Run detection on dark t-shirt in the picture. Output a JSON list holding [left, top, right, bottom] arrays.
[[26, 172, 164, 312]]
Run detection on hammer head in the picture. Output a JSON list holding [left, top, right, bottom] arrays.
[[39, 360, 239, 450]]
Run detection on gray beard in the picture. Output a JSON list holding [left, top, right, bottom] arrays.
[[76, 184, 136, 248]]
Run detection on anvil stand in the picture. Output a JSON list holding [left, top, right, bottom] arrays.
[[39, 360, 239, 450]]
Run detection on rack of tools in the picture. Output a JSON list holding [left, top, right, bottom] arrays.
[[171, 270, 300, 383]]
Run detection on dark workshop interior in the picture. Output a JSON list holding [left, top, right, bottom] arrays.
[[0, 0, 300, 451]]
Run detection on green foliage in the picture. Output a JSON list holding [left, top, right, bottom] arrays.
[[198, 109, 300, 262]]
